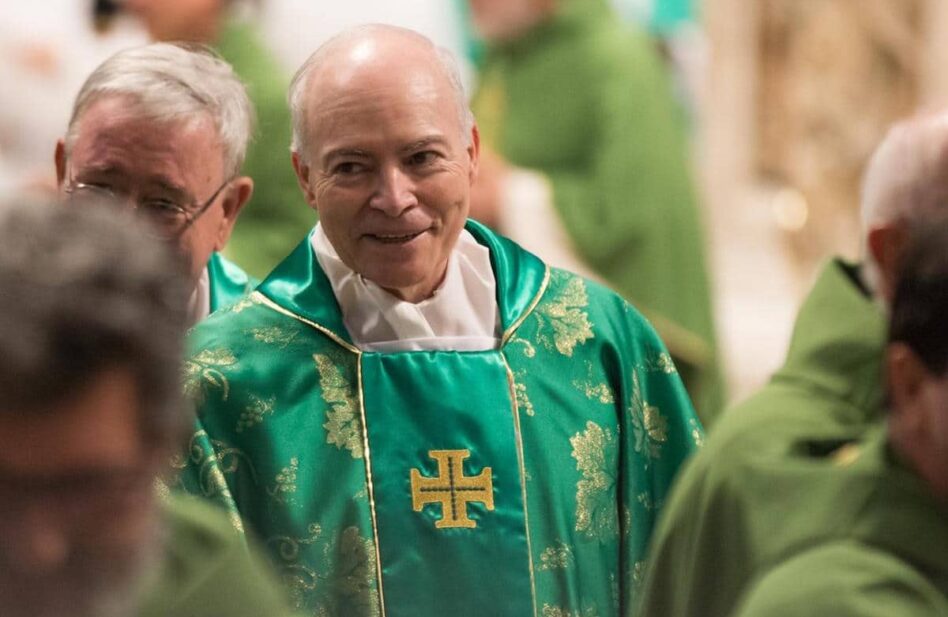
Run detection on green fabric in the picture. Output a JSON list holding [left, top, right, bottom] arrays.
[[472, 0, 723, 422], [207, 252, 257, 313], [217, 21, 315, 280], [637, 259, 891, 617], [721, 429, 947, 617], [138, 493, 294, 617], [174, 220, 703, 616]]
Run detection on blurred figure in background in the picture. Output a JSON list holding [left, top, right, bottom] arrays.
[[125, 0, 312, 279], [0, 197, 292, 617], [637, 111, 948, 617], [467, 0, 724, 423], [56, 43, 256, 324]]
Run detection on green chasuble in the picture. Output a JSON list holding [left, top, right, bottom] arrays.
[[471, 0, 723, 422], [174, 221, 703, 617], [217, 21, 314, 280], [138, 493, 295, 616], [207, 252, 257, 313], [637, 259, 888, 617], [663, 427, 947, 617]]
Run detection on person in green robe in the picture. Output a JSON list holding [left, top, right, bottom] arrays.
[[55, 43, 257, 323], [652, 218, 948, 617], [466, 0, 723, 422], [0, 197, 293, 617], [636, 111, 948, 617], [125, 0, 314, 279], [174, 25, 703, 617]]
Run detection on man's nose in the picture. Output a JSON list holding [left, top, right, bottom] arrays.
[[369, 166, 418, 215], [8, 507, 70, 574]]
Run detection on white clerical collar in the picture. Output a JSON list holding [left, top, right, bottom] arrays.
[[187, 266, 210, 327], [311, 223, 501, 352]]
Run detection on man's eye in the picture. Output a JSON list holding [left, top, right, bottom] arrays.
[[142, 200, 183, 217], [407, 151, 438, 167], [334, 162, 366, 175]]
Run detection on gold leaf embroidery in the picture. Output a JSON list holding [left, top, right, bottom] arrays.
[[314, 354, 363, 459], [642, 350, 677, 375], [507, 335, 537, 358], [177, 430, 258, 500], [227, 295, 258, 314], [248, 325, 299, 348], [331, 527, 381, 617], [268, 457, 299, 505], [538, 541, 574, 571], [541, 605, 599, 617], [630, 371, 668, 460], [573, 361, 615, 404], [236, 394, 276, 432], [536, 273, 594, 357], [570, 421, 619, 541], [690, 418, 705, 448], [184, 348, 237, 404], [511, 370, 536, 417]]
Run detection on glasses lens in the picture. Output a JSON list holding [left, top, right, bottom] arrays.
[[140, 201, 187, 238], [65, 185, 118, 209]]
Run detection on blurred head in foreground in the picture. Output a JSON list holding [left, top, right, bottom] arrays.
[[886, 214, 948, 504], [0, 197, 190, 617]]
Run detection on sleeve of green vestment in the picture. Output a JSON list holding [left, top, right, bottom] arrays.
[[729, 544, 948, 617], [548, 30, 699, 275]]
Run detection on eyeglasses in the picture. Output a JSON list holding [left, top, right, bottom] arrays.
[[64, 177, 231, 239]]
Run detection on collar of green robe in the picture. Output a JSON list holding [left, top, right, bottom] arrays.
[[206, 252, 257, 313], [256, 219, 548, 344], [775, 259, 887, 418]]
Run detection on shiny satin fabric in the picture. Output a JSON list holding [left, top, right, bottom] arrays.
[[362, 351, 534, 616], [176, 219, 703, 616]]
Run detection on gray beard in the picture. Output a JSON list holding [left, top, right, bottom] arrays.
[[0, 519, 165, 617]]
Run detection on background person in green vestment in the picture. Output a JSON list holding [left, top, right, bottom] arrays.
[[700, 217, 948, 617], [174, 24, 703, 617], [125, 0, 314, 280], [465, 0, 724, 424], [636, 110, 948, 617], [0, 197, 294, 617], [55, 42, 257, 324]]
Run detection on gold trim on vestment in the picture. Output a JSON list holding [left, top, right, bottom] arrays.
[[255, 291, 385, 614], [502, 266, 551, 346], [252, 292, 361, 354], [502, 356, 539, 617], [356, 359, 387, 617]]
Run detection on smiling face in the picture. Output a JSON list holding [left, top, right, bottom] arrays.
[[293, 37, 479, 303], [57, 96, 247, 285]]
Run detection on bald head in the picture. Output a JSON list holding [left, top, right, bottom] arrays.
[[289, 24, 473, 159]]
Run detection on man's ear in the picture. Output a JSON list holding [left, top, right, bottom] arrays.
[[292, 151, 318, 210], [886, 342, 929, 439], [213, 176, 253, 251], [867, 222, 908, 301], [467, 123, 481, 184], [54, 139, 67, 187]]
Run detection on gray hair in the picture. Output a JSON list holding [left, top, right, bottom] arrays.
[[288, 24, 475, 159], [860, 111, 948, 292], [0, 195, 191, 446], [65, 43, 255, 178]]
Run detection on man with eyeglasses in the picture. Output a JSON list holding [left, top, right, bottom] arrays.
[[55, 42, 257, 325]]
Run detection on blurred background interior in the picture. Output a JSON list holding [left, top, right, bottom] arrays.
[[2, 0, 941, 406]]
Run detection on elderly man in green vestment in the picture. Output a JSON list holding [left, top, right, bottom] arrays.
[[466, 0, 723, 422], [55, 43, 257, 324], [175, 24, 703, 617], [125, 0, 313, 279], [0, 197, 293, 617], [637, 111, 948, 617]]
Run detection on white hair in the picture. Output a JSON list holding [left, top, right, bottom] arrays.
[[288, 24, 475, 159], [65, 43, 254, 178], [860, 111, 948, 292]]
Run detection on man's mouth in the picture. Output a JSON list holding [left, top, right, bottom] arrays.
[[367, 230, 425, 244]]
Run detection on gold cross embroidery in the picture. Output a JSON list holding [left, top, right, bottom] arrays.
[[410, 449, 494, 529]]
